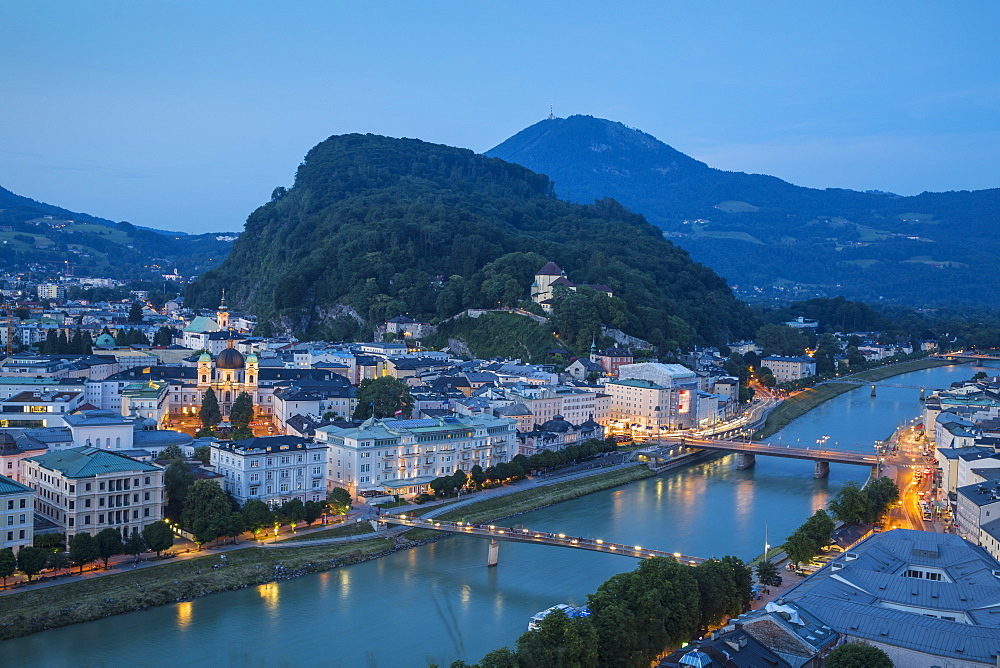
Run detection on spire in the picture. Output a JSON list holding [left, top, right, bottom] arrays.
[[219, 289, 228, 311], [591, 335, 597, 354]]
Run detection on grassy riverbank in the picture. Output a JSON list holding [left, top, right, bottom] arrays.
[[0, 538, 394, 641], [754, 358, 954, 440]]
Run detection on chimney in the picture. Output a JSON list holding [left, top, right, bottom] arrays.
[[739, 636, 748, 648]]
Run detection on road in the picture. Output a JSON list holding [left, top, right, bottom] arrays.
[[878, 424, 943, 532]]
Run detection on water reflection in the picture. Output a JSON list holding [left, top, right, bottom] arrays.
[[257, 583, 279, 611], [176, 601, 192, 630]]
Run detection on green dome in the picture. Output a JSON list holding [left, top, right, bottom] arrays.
[[199, 352, 211, 362], [95, 333, 117, 348]]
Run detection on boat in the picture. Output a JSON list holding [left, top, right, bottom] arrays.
[[527, 604, 590, 631]]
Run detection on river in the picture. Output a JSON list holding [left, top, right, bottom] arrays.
[[1, 362, 992, 667]]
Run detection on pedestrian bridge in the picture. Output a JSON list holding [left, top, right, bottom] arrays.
[[375, 515, 705, 567], [663, 437, 879, 478]]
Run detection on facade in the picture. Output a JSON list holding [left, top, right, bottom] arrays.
[[956, 479, 1000, 542], [37, 283, 66, 300], [590, 346, 633, 378], [760, 356, 816, 382], [21, 446, 164, 539], [317, 414, 515, 495], [120, 380, 169, 423], [0, 474, 34, 553], [0, 390, 84, 428], [209, 436, 327, 507], [604, 364, 700, 434]]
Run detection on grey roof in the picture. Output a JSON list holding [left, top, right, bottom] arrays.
[[133, 430, 194, 448]]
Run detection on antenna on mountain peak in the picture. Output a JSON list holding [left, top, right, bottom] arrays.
[[548, 102, 554, 120]]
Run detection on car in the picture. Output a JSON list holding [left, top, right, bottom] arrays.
[[924, 468, 933, 475], [769, 575, 782, 587]]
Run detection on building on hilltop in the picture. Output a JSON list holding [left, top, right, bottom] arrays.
[[529, 261, 613, 312]]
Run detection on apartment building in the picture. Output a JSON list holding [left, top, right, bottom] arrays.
[[209, 435, 327, 507], [0, 474, 34, 553]]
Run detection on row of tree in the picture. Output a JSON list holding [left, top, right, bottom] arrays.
[[0, 521, 175, 586], [426, 439, 618, 499], [456, 555, 754, 668]]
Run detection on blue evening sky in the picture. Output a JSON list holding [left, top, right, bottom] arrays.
[[1, 2, 997, 233]]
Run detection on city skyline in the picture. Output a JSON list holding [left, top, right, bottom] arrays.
[[2, 2, 999, 233]]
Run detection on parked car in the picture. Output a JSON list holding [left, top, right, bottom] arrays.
[[769, 575, 783, 587]]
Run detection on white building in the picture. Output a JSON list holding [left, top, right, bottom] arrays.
[[317, 414, 516, 496], [0, 474, 34, 553], [760, 356, 817, 382], [209, 436, 327, 507], [37, 283, 66, 300], [22, 446, 164, 539]]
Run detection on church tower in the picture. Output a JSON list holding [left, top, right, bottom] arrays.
[[217, 290, 229, 330]]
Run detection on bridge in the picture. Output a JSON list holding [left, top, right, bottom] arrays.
[[933, 351, 1000, 362], [664, 437, 880, 478], [822, 379, 931, 399], [375, 515, 705, 567]]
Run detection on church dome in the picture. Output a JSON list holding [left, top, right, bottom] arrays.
[[95, 333, 117, 349], [198, 351, 211, 362], [216, 347, 245, 369], [540, 415, 572, 433]]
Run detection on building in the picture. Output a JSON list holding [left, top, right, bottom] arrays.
[[120, 380, 169, 424], [516, 415, 604, 455], [529, 261, 613, 312], [956, 479, 1000, 542], [37, 283, 66, 300], [773, 529, 1000, 668], [760, 356, 816, 382], [0, 390, 84, 427], [209, 436, 327, 507], [590, 345, 633, 378], [316, 414, 516, 496], [0, 474, 34, 553], [21, 446, 164, 539], [604, 363, 701, 434]]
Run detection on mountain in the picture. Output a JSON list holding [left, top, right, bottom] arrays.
[[487, 116, 1000, 306], [0, 185, 235, 280], [186, 133, 757, 350]]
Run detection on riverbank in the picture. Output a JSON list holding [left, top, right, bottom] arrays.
[[754, 357, 954, 439], [0, 465, 654, 642]]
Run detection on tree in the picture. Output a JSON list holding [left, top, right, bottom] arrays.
[[199, 387, 222, 431], [69, 532, 100, 574], [182, 480, 237, 546], [192, 445, 211, 465], [755, 559, 779, 586], [515, 608, 598, 668], [0, 548, 16, 588], [16, 546, 48, 581], [720, 555, 755, 613], [95, 527, 123, 568], [352, 376, 415, 420], [693, 558, 742, 629], [800, 509, 835, 547], [128, 300, 144, 322], [755, 324, 809, 357], [326, 487, 352, 516], [142, 521, 174, 557], [784, 531, 818, 566], [829, 481, 876, 525], [469, 464, 487, 489], [46, 549, 69, 572], [230, 392, 255, 432], [280, 499, 306, 528], [124, 531, 147, 562], [865, 477, 900, 517], [34, 533, 65, 551], [164, 459, 195, 521], [476, 648, 519, 668], [242, 499, 274, 537], [153, 326, 178, 346], [160, 443, 184, 461], [823, 642, 893, 668], [303, 500, 323, 526]]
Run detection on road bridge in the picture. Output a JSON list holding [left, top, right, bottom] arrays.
[[664, 437, 879, 478], [375, 515, 705, 567]]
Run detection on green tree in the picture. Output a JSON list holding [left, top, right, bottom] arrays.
[[720, 555, 755, 614], [153, 326, 178, 346], [16, 546, 48, 581], [46, 549, 69, 572], [124, 531, 147, 563], [230, 391, 255, 432], [160, 443, 184, 461], [693, 558, 741, 629], [755, 559, 779, 586], [95, 527, 123, 568], [829, 481, 876, 524], [823, 642, 893, 668], [784, 531, 818, 566], [0, 548, 16, 587], [128, 300, 144, 322], [192, 445, 211, 465], [69, 532, 100, 574], [755, 323, 809, 357], [476, 648, 519, 668], [182, 480, 236, 546], [865, 477, 900, 517], [33, 533, 65, 550], [242, 499, 274, 538], [800, 509, 836, 547], [352, 376, 415, 420], [516, 608, 599, 668], [142, 521, 174, 557], [281, 499, 306, 528], [326, 487, 353, 516], [469, 465, 487, 489], [164, 459, 195, 521], [303, 500, 323, 526], [199, 387, 222, 431]]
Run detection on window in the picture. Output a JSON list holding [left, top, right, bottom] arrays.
[[85, 499, 91, 508], [5, 532, 10, 541], [144, 492, 150, 501], [145, 477, 150, 485], [99, 482, 105, 491], [144, 508, 150, 517], [280, 483, 289, 492], [5, 501, 10, 510], [86, 482, 92, 492], [18, 530, 24, 540]]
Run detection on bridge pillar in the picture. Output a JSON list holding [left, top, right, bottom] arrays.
[[736, 453, 756, 470], [487, 539, 499, 567], [814, 461, 830, 479], [919, 387, 926, 401], [870, 385, 877, 397]]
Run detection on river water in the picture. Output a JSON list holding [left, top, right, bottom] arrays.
[[1, 362, 991, 667]]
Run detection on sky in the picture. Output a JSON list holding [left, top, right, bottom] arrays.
[[1, 1, 998, 234]]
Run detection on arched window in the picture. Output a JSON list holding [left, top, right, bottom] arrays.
[[116, 437, 121, 448], [201, 375, 207, 383]]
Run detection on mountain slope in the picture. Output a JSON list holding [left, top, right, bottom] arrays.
[[0, 185, 234, 280], [186, 133, 757, 348], [487, 116, 1000, 305]]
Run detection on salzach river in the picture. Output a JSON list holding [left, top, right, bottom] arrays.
[[1, 362, 992, 667]]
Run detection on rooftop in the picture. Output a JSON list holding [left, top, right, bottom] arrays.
[[27, 446, 160, 478]]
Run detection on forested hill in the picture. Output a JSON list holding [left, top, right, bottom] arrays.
[[0, 185, 235, 280], [487, 115, 1000, 306], [185, 133, 757, 348]]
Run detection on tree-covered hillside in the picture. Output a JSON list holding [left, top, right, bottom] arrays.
[[186, 134, 757, 348], [487, 115, 1000, 306]]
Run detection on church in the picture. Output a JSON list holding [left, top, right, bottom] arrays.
[[530, 261, 614, 312]]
